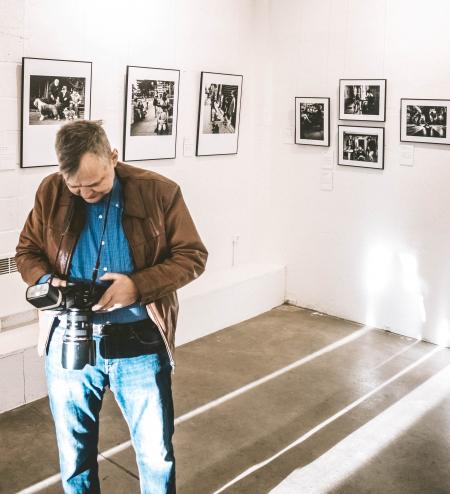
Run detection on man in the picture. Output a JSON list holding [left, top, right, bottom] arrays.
[[16, 120, 208, 493], [58, 85, 71, 118], [70, 89, 82, 117], [48, 78, 60, 103], [229, 90, 237, 131], [365, 87, 375, 114]]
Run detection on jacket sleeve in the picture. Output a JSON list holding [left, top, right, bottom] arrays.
[[129, 186, 208, 304], [15, 183, 52, 286]]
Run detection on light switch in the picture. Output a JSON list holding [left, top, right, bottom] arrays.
[[322, 149, 334, 169]]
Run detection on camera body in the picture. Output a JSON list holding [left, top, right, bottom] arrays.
[[26, 282, 107, 370]]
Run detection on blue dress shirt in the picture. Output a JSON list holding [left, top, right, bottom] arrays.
[[41, 177, 149, 325]]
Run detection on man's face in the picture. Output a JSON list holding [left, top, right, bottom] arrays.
[[63, 150, 118, 203]]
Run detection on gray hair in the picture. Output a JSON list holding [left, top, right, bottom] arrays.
[[55, 120, 112, 177]]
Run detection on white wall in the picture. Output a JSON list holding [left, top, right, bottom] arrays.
[[0, 0, 275, 275], [267, 0, 450, 346], [0, 0, 289, 412], [0, 0, 283, 317], [0, 0, 448, 357]]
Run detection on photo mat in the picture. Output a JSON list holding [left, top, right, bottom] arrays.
[[400, 98, 450, 145], [338, 125, 384, 169], [124, 66, 180, 161], [295, 97, 330, 146], [196, 72, 243, 156], [21, 57, 92, 168], [339, 79, 386, 122]]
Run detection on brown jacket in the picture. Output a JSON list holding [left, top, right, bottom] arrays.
[[15, 162, 208, 368]]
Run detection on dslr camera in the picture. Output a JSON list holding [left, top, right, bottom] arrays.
[[26, 281, 107, 370]]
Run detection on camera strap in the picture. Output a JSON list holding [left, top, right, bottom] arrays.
[[88, 189, 113, 297], [49, 197, 77, 286]]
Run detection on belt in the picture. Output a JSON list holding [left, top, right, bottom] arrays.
[[49, 317, 165, 360], [92, 318, 156, 336], [95, 318, 165, 359]]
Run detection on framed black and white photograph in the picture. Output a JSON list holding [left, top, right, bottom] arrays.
[[21, 57, 92, 168], [123, 66, 180, 161], [400, 98, 449, 145], [338, 125, 384, 169], [339, 79, 386, 122], [196, 71, 243, 156], [295, 97, 330, 146]]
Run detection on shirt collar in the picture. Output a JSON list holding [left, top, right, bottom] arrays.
[[59, 163, 146, 218], [90, 175, 121, 208], [110, 175, 122, 207]]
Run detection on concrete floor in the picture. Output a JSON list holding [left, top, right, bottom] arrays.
[[1, 304, 450, 494]]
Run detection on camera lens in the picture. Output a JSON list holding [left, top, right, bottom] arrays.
[[61, 308, 95, 370]]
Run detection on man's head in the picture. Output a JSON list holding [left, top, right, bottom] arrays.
[[55, 120, 118, 203]]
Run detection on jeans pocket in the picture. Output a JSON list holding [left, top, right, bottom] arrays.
[[45, 330, 64, 374]]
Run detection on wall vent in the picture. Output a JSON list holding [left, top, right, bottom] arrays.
[[0, 256, 18, 276]]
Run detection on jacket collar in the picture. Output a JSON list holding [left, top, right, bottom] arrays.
[[116, 162, 147, 218], [58, 162, 147, 219]]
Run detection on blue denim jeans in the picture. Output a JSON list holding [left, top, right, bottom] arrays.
[[45, 325, 175, 493]]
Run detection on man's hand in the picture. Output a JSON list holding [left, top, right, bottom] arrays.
[[91, 273, 139, 312]]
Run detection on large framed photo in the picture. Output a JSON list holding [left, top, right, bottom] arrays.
[[400, 98, 449, 145], [123, 66, 180, 161], [339, 79, 386, 122], [338, 125, 384, 169], [21, 57, 92, 168], [295, 97, 330, 146], [196, 71, 243, 156]]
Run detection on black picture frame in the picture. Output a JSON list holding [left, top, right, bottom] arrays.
[[123, 65, 180, 162], [295, 97, 330, 146], [20, 56, 92, 168], [195, 71, 243, 156], [338, 125, 385, 169], [339, 79, 387, 122], [400, 98, 450, 145]]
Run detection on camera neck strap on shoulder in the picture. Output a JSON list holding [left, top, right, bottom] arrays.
[[49, 197, 77, 286]]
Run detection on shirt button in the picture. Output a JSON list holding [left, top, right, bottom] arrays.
[[115, 203, 119, 208], [101, 240, 105, 245], [98, 214, 103, 219], [103, 267, 108, 271]]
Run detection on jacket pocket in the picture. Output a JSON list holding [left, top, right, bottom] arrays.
[[142, 218, 167, 265]]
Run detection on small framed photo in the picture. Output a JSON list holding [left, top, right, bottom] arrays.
[[400, 98, 449, 145], [339, 79, 386, 122], [123, 66, 180, 162], [196, 71, 243, 156], [338, 125, 385, 169], [295, 97, 330, 146], [21, 57, 92, 168]]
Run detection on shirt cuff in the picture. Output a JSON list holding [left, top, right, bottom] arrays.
[[36, 274, 51, 284]]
